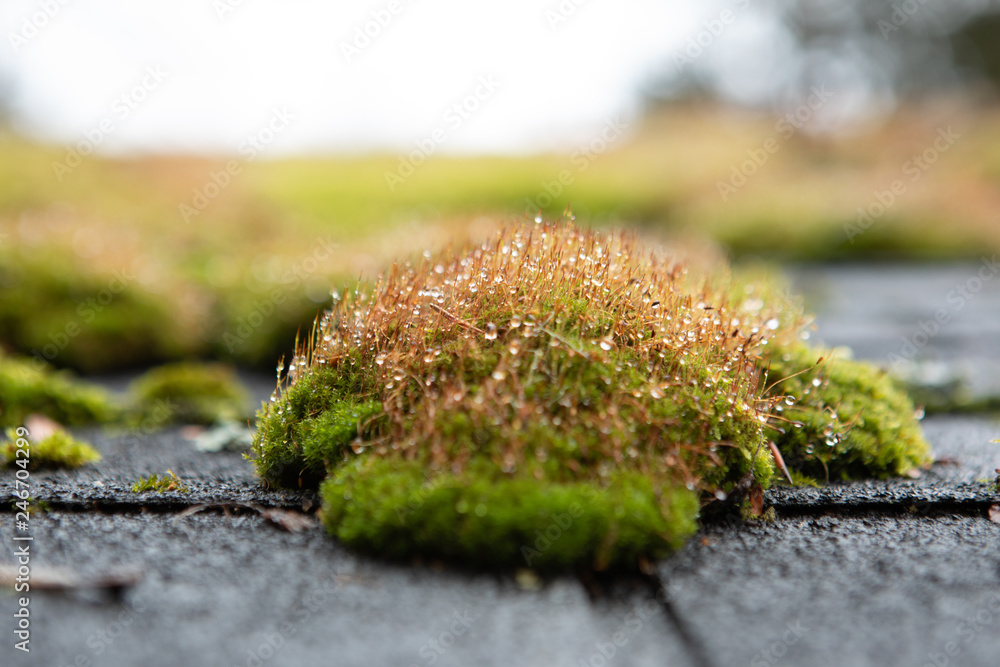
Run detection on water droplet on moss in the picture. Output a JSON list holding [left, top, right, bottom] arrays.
[[485, 323, 498, 340]]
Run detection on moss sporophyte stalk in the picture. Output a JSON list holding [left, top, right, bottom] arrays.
[[251, 220, 931, 570]]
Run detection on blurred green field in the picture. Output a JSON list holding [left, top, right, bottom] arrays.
[[2, 104, 999, 374]]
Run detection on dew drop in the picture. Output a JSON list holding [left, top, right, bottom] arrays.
[[599, 337, 613, 351], [485, 323, 498, 340], [765, 318, 780, 330]]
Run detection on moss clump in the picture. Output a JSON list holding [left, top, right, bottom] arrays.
[[252, 220, 930, 571], [321, 457, 700, 570], [0, 250, 189, 374], [131, 470, 188, 493], [129, 362, 249, 425], [727, 266, 931, 481], [1, 428, 101, 470], [764, 344, 930, 481], [0, 350, 118, 428]]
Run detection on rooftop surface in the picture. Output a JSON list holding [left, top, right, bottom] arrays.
[[2, 263, 998, 667]]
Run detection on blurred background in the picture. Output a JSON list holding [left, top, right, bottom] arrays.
[[1, 0, 999, 376]]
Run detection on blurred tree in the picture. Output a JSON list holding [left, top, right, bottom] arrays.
[[0, 65, 13, 126], [647, 0, 1000, 118]]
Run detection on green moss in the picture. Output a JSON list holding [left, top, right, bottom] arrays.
[[129, 362, 250, 425], [321, 458, 699, 571], [253, 221, 930, 571], [0, 250, 190, 373], [131, 470, 189, 493], [0, 350, 119, 427], [1, 428, 101, 470], [764, 344, 931, 480]]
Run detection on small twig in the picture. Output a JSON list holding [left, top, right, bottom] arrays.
[[429, 303, 485, 335], [173, 502, 317, 532], [0, 564, 142, 596], [768, 441, 794, 484]]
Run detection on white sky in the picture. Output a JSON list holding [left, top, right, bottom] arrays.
[[0, 1, 727, 155]]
